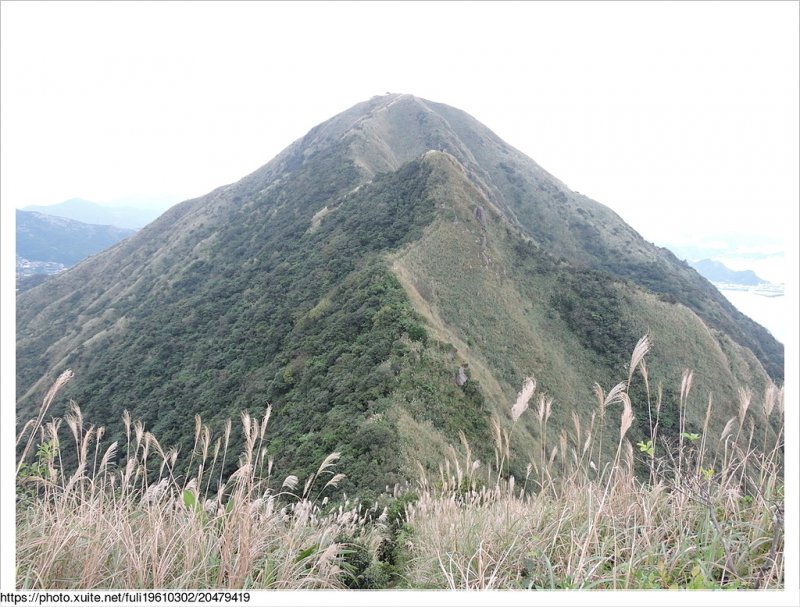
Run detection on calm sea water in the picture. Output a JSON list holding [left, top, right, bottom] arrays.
[[718, 288, 788, 344]]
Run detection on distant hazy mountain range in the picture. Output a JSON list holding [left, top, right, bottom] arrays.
[[16, 197, 175, 287], [689, 259, 765, 286], [23, 197, 172, 230], [16, 210, 136, 284], [664, 239, 784, 285]]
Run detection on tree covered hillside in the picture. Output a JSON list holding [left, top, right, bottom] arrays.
[[17, 94, 783, 493]]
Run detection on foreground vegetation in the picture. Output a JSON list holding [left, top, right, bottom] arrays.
[[16, 338, 783, 590]]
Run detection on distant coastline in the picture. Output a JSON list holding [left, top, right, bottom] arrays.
[[712, 281, 784, 298], [716, 285, 786, 344]]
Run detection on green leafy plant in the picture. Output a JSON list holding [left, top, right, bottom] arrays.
[[637, 439, 655, 457]]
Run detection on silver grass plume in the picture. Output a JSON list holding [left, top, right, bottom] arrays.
[[619, 393, 634, 441], [628, 334, 652, 384], [511, 377, 536, 422]]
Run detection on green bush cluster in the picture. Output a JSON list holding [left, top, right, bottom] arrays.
[[551, 268, 639, 368]]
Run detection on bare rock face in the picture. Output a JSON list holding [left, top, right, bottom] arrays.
[[456, 366, 468, 386]]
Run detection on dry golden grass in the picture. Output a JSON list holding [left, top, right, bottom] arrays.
[[400, 355, 784, 590], [16, 385, 382, 589], [16, 337, 784, 590]]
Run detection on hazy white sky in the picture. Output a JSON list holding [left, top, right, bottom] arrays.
[[2, 1, 798, 249]]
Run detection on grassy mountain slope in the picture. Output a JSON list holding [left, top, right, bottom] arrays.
[[16, 94, 782, 492], [390, 153, 775, 476], [312, 94, 782, 382]]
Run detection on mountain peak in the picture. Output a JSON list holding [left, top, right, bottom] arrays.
[[17, 94, 782, 492]]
